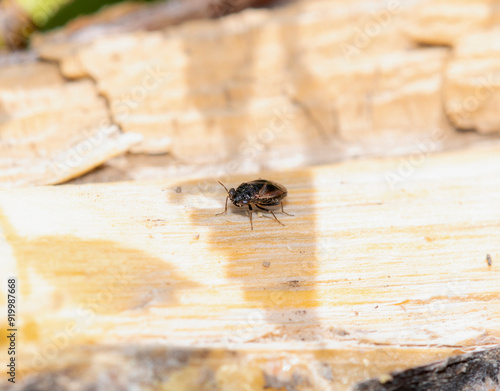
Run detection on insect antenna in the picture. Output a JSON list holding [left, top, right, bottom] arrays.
[[218, 181, 230, 194]]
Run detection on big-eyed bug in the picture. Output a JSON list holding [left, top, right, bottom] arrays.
[[216, 179, 292, 230]]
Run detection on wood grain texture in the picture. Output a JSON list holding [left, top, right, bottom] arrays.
[[64, 1, 426, 156], [1, 142, 499, 389], [1, 1, 500, 389], [0, 0, 497, 188], [0, 60, 141, 188], [32, 0, 500, 174]]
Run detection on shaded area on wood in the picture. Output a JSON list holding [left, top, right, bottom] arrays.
[[0, 209, 199, 313], [355, 347, 500, 391], [172, 172, 321, 343]]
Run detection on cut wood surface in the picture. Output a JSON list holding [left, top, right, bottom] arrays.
[[0, 60, 142, 187], [1, 142, 499, 390], [1, 0, 500, 389]]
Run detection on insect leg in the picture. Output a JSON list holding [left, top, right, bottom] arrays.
[[248, 204, 253, 230], [280, 202, 294, 216], [216, 196, 229, 216], [255, 205, 284, 226]]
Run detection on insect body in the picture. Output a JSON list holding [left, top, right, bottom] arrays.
[[217, 179, 292, 230]]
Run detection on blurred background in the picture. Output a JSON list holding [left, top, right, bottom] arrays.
[[1, 0, 499, 188], [0, 0, 282, 50]]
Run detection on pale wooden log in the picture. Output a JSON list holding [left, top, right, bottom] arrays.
[[1, 142, 499, 389], [0, 60, 142, 188], [7, 0, 496, 188], [69, 8, 452, 161], [0, 345, 467, 391], [33, 0, 429, 155], [1, 0, 500, 188]]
